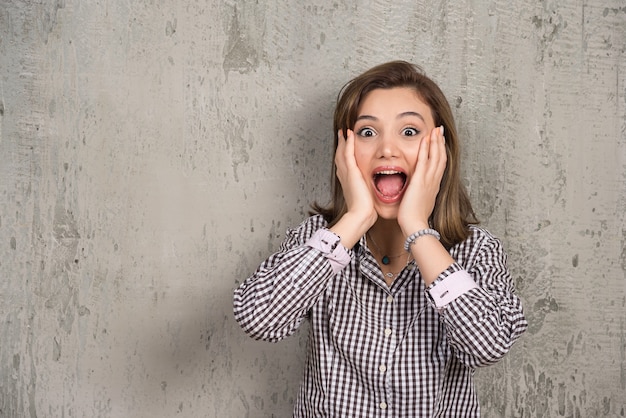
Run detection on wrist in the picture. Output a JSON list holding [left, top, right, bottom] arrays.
[[330, 211, 375, 249], [400, 220, 430, 238], [404, 228, 441, 251]]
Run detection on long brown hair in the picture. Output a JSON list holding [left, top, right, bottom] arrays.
[[311, 61, 478, 249]]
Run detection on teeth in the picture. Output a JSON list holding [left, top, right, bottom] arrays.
[[376, 170, 402, 175]]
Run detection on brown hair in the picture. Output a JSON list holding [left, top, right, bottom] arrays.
[[311, 60, 478, 249]]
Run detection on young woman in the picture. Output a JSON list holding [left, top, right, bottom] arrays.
[[233, 61, 527, 417]]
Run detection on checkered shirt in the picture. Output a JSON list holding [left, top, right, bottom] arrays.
[[233, 215, 527, 417]]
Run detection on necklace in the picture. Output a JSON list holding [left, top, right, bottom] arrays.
[[383, 254, 415, 284], [367, 232, 405, 265]]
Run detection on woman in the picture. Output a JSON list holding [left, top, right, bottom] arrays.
[[233, 61, 527, 417]]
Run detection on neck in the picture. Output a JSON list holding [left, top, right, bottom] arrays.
[[367, 219, 410, 286], [368, 219, 404, 251]]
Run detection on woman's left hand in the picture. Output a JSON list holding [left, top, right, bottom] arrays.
[[397, 126, 447, 235]]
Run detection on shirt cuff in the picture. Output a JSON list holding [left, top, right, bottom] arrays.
[[426, 270, 478, 309], [305, 229, 351, 274]]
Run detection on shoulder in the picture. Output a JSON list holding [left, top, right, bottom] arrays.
[[466, 225, 500, 242], [451, 225, 506, 261]]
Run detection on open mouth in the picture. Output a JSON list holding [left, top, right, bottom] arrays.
[[373, 170, 407, 199]]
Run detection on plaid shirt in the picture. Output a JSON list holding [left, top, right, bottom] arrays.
[[233, 215, 527, 417]]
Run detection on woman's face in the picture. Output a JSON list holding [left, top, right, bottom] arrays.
[[353, 87, 436, 220]]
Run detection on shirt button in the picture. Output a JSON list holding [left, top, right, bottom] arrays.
[[379, 364, 387, 372], [380, 402, 388, 410], [384, 328, 392, 336], [386, 295, 393, 303]]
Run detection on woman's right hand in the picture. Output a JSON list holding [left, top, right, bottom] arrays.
[[330, 129, 378, 248]]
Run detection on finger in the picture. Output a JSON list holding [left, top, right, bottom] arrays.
[[425, 127, 447, 188], [337, 129, 346, 148], [437, 126, 447, 173], [426, 126, 445, 178], [344, 129, 357, 168], [335, 129, 357, 180], [433, 126, 447, 175], [335, 130, 346, 163], [415, 130, 431, 176]]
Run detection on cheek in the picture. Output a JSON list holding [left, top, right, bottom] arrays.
[[353, 147, 375, 182], [353, 143, 371, 168], [400, 141, 420, 167], [354, 155, 370, 179]]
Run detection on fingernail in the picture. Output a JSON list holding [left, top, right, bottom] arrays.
[[440, 126, 445, 136]]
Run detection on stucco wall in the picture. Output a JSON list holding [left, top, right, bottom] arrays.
[[1, 1, 624, 417]]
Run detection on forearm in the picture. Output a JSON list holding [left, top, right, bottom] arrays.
[[329, 211, 374, 250], [234, 218, 352, 342], [441, 286, 527, 367], [429, 231, 527, 367], [401, 221, 454, 285], [233, 246, 335, 342]]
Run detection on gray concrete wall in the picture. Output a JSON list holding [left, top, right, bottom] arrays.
[[0, 0, 624, 417]]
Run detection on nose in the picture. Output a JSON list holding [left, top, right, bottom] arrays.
[[377, 131, 399, 159]]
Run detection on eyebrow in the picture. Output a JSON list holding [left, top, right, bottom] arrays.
[[356, 111, 426, 123]]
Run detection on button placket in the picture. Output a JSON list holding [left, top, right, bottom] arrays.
[[380, 289, 396, 415]]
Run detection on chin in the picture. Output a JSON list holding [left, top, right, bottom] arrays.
[[375, 206, 399, 221]]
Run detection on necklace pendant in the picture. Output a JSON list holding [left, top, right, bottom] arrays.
[[382, 255, 390, 265]]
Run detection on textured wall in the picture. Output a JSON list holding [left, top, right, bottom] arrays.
[[0, 1, 624, 417]]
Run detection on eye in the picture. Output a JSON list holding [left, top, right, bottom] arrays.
[[402, 127, 420, 137], [357, 127, 376, 138]]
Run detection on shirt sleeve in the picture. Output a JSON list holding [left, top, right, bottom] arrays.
[[233, 217, 350, 342], [431, 230, 528, 368], [305, 228, 351, 273], [426, 269, 478, 308]]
